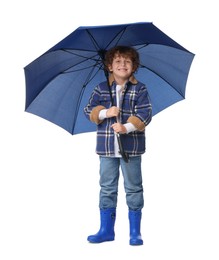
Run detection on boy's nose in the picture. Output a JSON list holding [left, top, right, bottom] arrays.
[[120, 60, 126, 66]]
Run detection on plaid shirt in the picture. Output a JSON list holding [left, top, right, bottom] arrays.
[[84, 79, 152, 156]]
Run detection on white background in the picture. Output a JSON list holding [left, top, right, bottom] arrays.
[[1, 0, 218, 259]]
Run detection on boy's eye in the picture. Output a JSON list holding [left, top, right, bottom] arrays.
[[114, 59, 132, 64]]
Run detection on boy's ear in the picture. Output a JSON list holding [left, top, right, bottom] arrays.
[[108, 65, 112, 72]]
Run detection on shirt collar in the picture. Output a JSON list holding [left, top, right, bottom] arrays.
[[108, 73, 138, 86]]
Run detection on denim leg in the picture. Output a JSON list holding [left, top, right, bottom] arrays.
[[120, 156, 144, 210], [99, 157, 120, 209]]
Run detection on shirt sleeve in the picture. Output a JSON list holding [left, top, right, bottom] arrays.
[[99, 109, 108, 120], [123, 122, 137, 133]]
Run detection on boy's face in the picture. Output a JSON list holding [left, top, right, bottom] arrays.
[[108, 54, 134, 82]]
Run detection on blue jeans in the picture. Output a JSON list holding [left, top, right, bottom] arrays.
[[99, 156, 144, 211]]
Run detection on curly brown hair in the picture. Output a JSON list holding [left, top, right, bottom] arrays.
[[104, 46, 140, 72]]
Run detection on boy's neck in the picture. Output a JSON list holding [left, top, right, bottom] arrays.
[[113, 76, 128, 86]]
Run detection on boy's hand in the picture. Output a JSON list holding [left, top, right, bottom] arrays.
[[106, 106, 120, 118], [111, 123, 127, 134]]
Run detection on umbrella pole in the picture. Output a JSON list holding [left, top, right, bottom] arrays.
[[104, 69, 129, 163]]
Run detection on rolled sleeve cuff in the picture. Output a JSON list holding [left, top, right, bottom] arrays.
[[99, 109, 108, 120], [123, 122, 137, 133], [90, 105, 106, 124], [127, 116, 145, 131]]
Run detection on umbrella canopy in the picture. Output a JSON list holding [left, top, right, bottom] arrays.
[[24, 22, 195, 135]]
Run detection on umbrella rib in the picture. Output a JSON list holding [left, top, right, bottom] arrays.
[[62, 48, 100, 61], [62, 49, 103, 66], [71, 61, 103, 133], [140, 64, 185, 98], [55, 49, 104, 74], [85, 26, 129, 53], [85, 29, 102, 51], [108, 26, 129, 47], [71, 85, 86, 134], [81, 60, 102, 87], [63, 63, 102, 74]]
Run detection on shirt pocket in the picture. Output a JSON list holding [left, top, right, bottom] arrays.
[[99, 94, 112, 108]]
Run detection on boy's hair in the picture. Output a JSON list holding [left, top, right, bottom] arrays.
[[104, 46, 140, 72]]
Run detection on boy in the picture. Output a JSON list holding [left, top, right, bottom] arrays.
[[84, 46, 152, 245]]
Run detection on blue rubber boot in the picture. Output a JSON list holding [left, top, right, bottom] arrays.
[[129, 210, 143, 246], [87, 208, 116, 243]]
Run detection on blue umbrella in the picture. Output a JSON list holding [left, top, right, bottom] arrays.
[[24, 22, 194, 135]]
